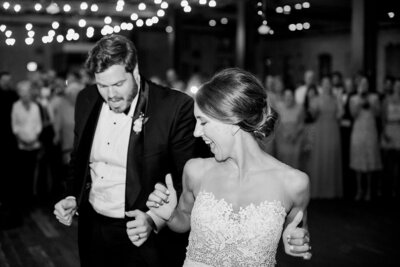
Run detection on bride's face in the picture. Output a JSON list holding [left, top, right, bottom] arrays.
[[193, 103, 234, 161]]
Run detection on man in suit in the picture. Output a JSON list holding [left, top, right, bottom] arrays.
[[54, 34, 200, 266], [54, 34, 311, 267]]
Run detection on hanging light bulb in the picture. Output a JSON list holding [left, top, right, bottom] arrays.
[[46, 2, 60, 14]]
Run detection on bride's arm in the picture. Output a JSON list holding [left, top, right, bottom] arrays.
[[282, 170, 311, 259], [147, 158, 203, 233], [167, 161, 199, 232]]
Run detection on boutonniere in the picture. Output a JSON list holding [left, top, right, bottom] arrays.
[[133, 112, 149, 134]]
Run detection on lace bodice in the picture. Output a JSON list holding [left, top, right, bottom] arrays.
[[183, 191, 286, 267]]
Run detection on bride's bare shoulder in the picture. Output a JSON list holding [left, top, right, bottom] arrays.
[[183, 158, 216, 187], [278, 166, 309, 198], [185, 157, 216, 176]]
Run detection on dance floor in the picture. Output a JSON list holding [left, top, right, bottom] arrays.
[[0, 199, 397, 267]]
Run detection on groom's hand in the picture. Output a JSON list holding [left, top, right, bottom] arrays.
[[125, 210, 154, 247], [282, 211, 312, 259], [54, 198, 77, 226]]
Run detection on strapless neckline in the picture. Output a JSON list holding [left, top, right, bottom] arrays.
[[183, 190, 287, 267], [196, 190, 286, 217]]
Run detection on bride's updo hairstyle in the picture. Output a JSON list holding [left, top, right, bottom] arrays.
[[195, 68, 278, 140]]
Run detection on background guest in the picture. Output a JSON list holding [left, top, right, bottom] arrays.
[[349, 76, 382, 201]]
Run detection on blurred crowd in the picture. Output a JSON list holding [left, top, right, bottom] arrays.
[[0, 68, 91, 228], [0, 65, 399, 229], [262, 70, 399, 203]]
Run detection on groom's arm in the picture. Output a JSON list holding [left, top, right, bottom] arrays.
[[148, 94, 198, 232], [168, 95, 198, 196]]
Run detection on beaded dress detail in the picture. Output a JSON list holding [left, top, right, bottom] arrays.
[[183, 191, 286, 267]]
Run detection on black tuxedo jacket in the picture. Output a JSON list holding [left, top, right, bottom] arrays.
[[66, 77, 197, 208], [65, 77, 204, 266]]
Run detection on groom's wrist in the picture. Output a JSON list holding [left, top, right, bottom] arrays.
[[166, 209, 177, 223], [147, 210, 165, 233]]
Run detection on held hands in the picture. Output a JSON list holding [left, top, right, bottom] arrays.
[[146, 174, 178, 221], [125, 210, 153, 247], [53, 198, 77, 226], [282, 211, 312, 260]]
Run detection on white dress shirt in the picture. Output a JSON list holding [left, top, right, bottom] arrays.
[[88, 94, 138, 218], [71, 85, 164, 232]]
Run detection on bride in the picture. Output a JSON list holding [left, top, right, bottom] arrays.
[[147, 68, 311, 266]]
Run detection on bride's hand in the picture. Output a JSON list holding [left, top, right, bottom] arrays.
[[146, 174, 178, 221]]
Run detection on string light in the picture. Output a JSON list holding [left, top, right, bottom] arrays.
[[256, 1, 273, 35], [25, 23, 33, 31], [131, 13, 139, 21], [302, 2, 310, 8], [181, 1, 189, 7], [78, 19, 87, 28], [157, 9, 165, 17], [165, 25, 173, 33], [5, 30, 13, 38], [138, 3, 146, 11], [145, 19, 153, 26], [63, 4, 71, 13], [221, 17, 228, 24], [160, 2, 168, 9], [52, 21, 60, 30], [25, 37, 34, 45], [288, 22, 311, 31], [6, 38, 16, 46], [27, 62, 37, 71], [80, 2, 88, 11], [209, 0, 216, 7], [91, 4, 99, 12], [136, 19, 144, 27], [14, 4, 21, 12], [56, 35, 64, 43], [104, 16, 112, 24], [0, 1, 239, 46], [34, 3, 42, 11], [3, 2, 10, 10], [113, 25, 121, 33]]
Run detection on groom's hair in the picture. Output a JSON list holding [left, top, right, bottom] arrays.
[[85, 34, 138, 75]]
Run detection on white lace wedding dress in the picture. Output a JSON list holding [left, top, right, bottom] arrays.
[[183, 191, 287, 267]]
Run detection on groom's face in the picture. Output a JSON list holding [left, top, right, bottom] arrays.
[[95, 64, 138, 113]]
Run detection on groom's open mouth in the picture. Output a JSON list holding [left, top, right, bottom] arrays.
[[108, 98, 123, 106]]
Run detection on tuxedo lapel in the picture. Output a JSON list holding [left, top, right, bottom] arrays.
[[74, 89, 103, 205], [125, 78, 149, 211]]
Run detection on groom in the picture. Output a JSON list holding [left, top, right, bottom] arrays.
[[54, 34, 310, 267]]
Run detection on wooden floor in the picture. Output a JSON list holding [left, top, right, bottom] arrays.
[[0, 199, 397, 267]]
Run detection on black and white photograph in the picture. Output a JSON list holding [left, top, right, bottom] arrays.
[[0, 1, 398, 266]]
